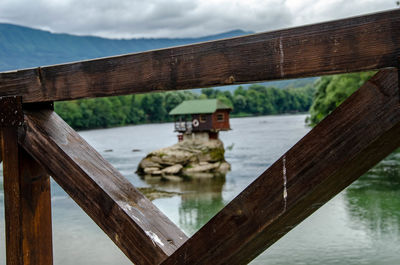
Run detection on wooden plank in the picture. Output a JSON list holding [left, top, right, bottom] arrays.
[[19, 148, 53, 265], [1, 98, 53, 265], [1, 127, 23, 265], [18, 109, 188, 265], [0, 130, 2, 163], [161, 69, 400, 265], [1, 9, 400, 103]]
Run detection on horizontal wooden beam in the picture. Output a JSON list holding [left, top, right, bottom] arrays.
[[18, 110, 188, 265], [1, 9, 400, 103], [161, 68, 400, 265]]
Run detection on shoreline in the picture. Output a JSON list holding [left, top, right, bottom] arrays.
[[73, 112, 310, 132]]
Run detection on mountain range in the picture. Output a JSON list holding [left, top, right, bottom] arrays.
[[0, 23, 253, 71]]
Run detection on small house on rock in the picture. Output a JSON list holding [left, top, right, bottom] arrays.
[[169, 99, 232, 141]]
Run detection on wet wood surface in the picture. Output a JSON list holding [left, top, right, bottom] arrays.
[[161, 69, 400, 265], [0, 130, 2, 163], [1, 127, 23, 265], [18, 109, 188, 265], [19, 149, 53, 265], [1, 128, 53, 265], [0, 10, 399, 103]]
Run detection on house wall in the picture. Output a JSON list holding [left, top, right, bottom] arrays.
[[191, 110, 230, 132], [212, 110, 231, 131], [192, 114, 213, 132]]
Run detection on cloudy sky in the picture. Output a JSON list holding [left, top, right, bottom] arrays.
[[0, 0, 397, 39]]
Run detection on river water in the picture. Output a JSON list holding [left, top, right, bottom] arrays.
[[1, 114, 399, 264]]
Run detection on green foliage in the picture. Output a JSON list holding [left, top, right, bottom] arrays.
[[55, 84, 315, 130], [228, 84, 315, 116], [209, 148, 225, 162], [55, 72, 378, 131], [55, 91, 201, 130], [307, 72, 375, 126]]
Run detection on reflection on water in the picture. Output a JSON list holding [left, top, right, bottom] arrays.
[[147, 177, 226, 235], [345, 150, 400, 238], [1, 115, 400, 264], [179, 180, 225, 235]]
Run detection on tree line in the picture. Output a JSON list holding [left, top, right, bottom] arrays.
[[55, 84, 315, 130], [306, 71, 375, 126]]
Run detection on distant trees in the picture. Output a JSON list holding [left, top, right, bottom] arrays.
[[55, 91, 199, 130], [229, 84, 314, 116], [306, 71, 375, 126], [55, 84, 315, 130]]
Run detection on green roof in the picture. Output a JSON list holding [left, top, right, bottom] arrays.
[[169, 99, 232, 115]]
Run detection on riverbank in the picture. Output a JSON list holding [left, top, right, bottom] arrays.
[[66, 112, 311, 132], [55, 83, 314, 131]]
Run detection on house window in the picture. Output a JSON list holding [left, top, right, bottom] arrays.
[[217, 113, 224, 122], [200, 115, 207, 123]]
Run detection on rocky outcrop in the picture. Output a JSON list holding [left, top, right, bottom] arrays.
[[137, 139, 230, 180]]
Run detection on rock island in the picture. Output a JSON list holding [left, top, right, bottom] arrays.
[[137, 99, 232, 180]]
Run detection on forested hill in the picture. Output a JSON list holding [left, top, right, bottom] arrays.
[[0, 23, 251, 71]]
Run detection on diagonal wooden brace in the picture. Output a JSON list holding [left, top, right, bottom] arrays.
[[18, 108, 188, 265], [161, 69, 400, 265]]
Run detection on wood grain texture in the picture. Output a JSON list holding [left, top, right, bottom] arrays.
[[1, 9, 400, 103], [18, 110, 188, 265], [19, 148, 53, 265], [1, 127, 23, 265], [1, 129, 53, 265], [0, 130, 2, 163], [161, 69, 400, 265]]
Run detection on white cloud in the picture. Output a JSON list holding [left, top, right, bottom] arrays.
[[286, 0, 396, 26], [0, 0, 396, 38]]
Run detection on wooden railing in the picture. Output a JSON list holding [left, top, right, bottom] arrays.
[[1, 9, 400, 265]]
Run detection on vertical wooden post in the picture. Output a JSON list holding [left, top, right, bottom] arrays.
[[2, 122, 23, 265], [19, 148, 53, 265], [0, 130, 2, 163], [1, 97, 53, 265]]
